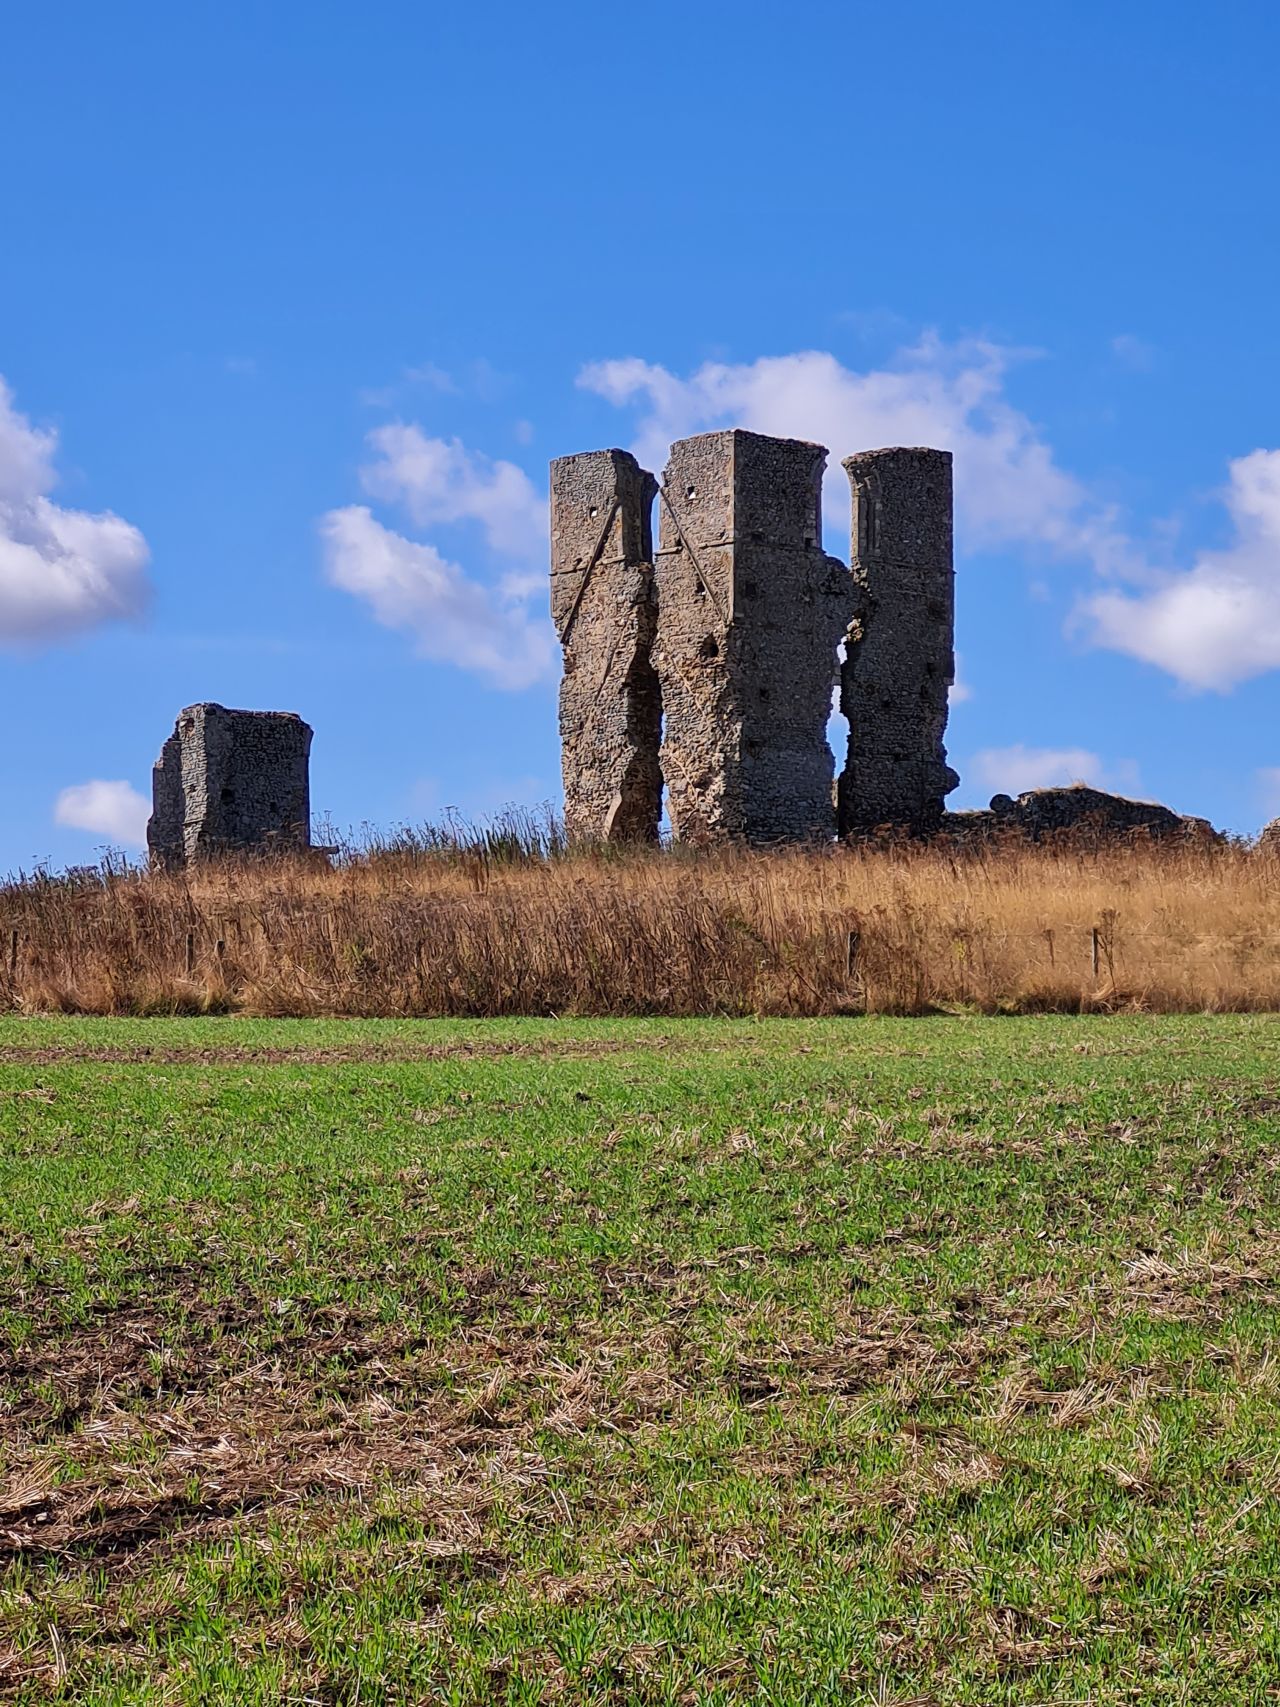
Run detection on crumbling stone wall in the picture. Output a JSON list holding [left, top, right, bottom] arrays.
[[148, 703, 312, 868], [654, 431, 852, 843], [839, 448, 958, 835], [549, 450, 661, 842]]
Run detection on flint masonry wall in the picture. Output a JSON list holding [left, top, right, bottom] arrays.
[[839, 448, 958, 834], [148, 703, 313, 869], [655, 431, 852, 843], [549, 451, 662, 842]]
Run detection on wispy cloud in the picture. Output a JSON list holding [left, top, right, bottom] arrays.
[[968, 744, 1140, 799], [54, 779, 150, 847], [1110, 333, 1158, 372], [319, 504, 554, 690], [321, 416, 554, 688], [581, 338, 1280, 694], [358, 426, 546, 561], [578, 336, 1141, 576], [0, 378, 150, 644]]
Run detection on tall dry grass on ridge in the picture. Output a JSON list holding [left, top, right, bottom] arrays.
[[2, 813, 1279, 1017]]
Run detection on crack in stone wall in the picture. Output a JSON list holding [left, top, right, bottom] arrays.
[[148, 704, 313, 869], [549, 450, 661, 842]]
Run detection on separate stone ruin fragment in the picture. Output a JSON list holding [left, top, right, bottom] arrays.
[[839, 448, 958, 836], [549, 430, 958, 844], [940, 785, 1218, 844], [654, 431, 851, 842], [148, 703, 313, 869], [549, 451, 661, 842]]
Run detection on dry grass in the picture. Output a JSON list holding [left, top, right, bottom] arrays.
[[3, 821, 1279, 1016]]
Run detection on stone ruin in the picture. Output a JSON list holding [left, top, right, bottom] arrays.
[[147, 703, 313, 869], [942, 785, 1218, 844], [551, 430, 956, 843]]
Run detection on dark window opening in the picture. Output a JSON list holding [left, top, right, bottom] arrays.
[[699, 636, 719, 660]]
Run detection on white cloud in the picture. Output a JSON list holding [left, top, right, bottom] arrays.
[[0, 378, 150, 644], [360, 426, 546, 561], [359, 363, 458, 409], [319, 505, 555, 690], [1082, 450, 1280, 691], [580, 339, 1280, 695], [54, 780, 150, 848], [578, 337, 1140, 576], [969, 745, 1139, 799]]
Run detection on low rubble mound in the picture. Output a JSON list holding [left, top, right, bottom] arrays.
[[939, 784, 1217, 844]]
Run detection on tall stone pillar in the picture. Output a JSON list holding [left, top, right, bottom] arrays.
[[655, 430, 852, 844], [838, 447, 958, 834], [549, 449, 662, 842]]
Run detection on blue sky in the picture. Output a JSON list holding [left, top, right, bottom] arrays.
[[4, 0, 1280, 867]]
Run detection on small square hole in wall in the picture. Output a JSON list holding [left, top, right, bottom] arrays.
[[686, 485, 697, 499], [589, 506, 598, 517]]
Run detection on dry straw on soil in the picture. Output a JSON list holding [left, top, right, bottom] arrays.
[[3, 816, 1278, 1017]]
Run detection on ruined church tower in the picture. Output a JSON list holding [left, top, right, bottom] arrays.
[[549, 450, 662, 842], [654, 431, 851, 843], [838, 448, 958, 835], [549, 432, 958, 844]]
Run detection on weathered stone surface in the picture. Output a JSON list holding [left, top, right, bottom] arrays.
[[148, 704, 312, 869], [939, 786, 1217, 843], [550, 450, 661, 842], [839, 447, 958, 835], [654, 430, 852, 843], [1258, 818, 1280, 852]]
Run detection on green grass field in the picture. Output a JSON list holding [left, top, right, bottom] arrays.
[[3, 1015, 1280, 1704]]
